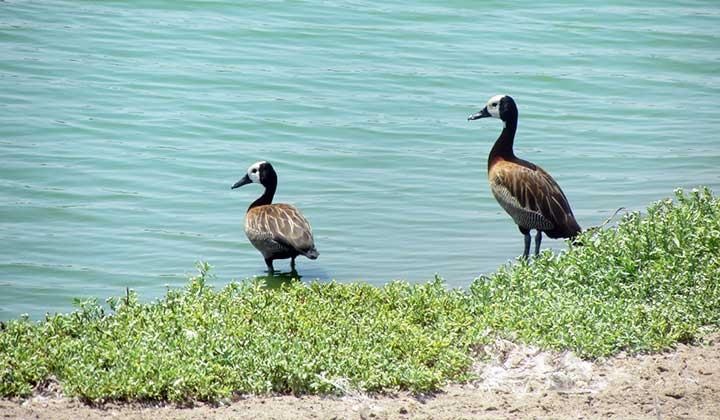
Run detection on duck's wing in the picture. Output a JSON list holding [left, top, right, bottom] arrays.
[[247, 204, 317, 255], [490, 159, 580, 237]]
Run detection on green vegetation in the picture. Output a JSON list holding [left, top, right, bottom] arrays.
[[471, 187, 720, 356], [1, 188, 719, 402], [1, 270, 478, 401]]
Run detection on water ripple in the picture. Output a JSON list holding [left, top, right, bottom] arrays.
[[1, 0, 719, 318]]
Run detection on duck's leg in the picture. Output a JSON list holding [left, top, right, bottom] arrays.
[[534, 231, 543, 256], [264, 258, 275, 274], [290, 256, 296, 271], [520, 227, 531, 259]]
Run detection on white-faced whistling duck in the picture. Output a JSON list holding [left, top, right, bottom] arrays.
[[469, 95, 581, 258], [231, 161, 319, 273]]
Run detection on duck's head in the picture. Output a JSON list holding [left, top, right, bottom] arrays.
[[231, 161, 277, 189], [468, 94, 517, 123]]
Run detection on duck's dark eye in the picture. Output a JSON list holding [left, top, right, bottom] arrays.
[[251, 168, 257, 173], [492, 102, 498, 107]]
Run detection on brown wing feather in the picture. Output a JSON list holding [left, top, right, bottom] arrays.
[[490, 159, 581, 238], [247, 204, 316, 255]]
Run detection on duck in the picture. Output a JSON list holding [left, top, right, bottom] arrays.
[[231, 161, 319, 273], [468, 94, 581, 258]]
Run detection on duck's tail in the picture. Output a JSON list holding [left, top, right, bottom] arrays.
[[303, 247, 319, 260]]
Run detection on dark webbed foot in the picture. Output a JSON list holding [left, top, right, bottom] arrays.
[[264, 258, 275, 274]]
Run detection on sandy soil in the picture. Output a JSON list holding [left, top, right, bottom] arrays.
[[2, 334, 718, 419]]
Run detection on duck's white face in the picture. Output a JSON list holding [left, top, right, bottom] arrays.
[[485, 94, 506, 119], [247, 161, 267, 184]]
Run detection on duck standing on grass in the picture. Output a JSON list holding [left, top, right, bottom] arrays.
[[468, 95, 581, 258], [231, 161, 319, 273]]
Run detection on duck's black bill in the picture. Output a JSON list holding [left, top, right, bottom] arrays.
[[468, 107, 491, 120], [231, 174, 252, 189]]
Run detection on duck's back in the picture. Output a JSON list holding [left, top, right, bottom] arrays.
[[245, 203, 317, 258]]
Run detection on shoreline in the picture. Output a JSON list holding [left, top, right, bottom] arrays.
[[1, 188, 718, 414]]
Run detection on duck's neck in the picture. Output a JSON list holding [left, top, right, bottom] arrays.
[[488, 117, 517, 169], [248, 183, 276, 211]]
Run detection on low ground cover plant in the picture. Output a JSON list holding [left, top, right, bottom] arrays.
[[1, 188, 718, 402]]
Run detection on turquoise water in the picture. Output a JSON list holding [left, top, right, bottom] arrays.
[[1, 1, 719, 320]]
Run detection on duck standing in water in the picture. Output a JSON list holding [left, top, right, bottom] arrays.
[[469, 95, 581, 258], [231, 161, 319, 273]]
